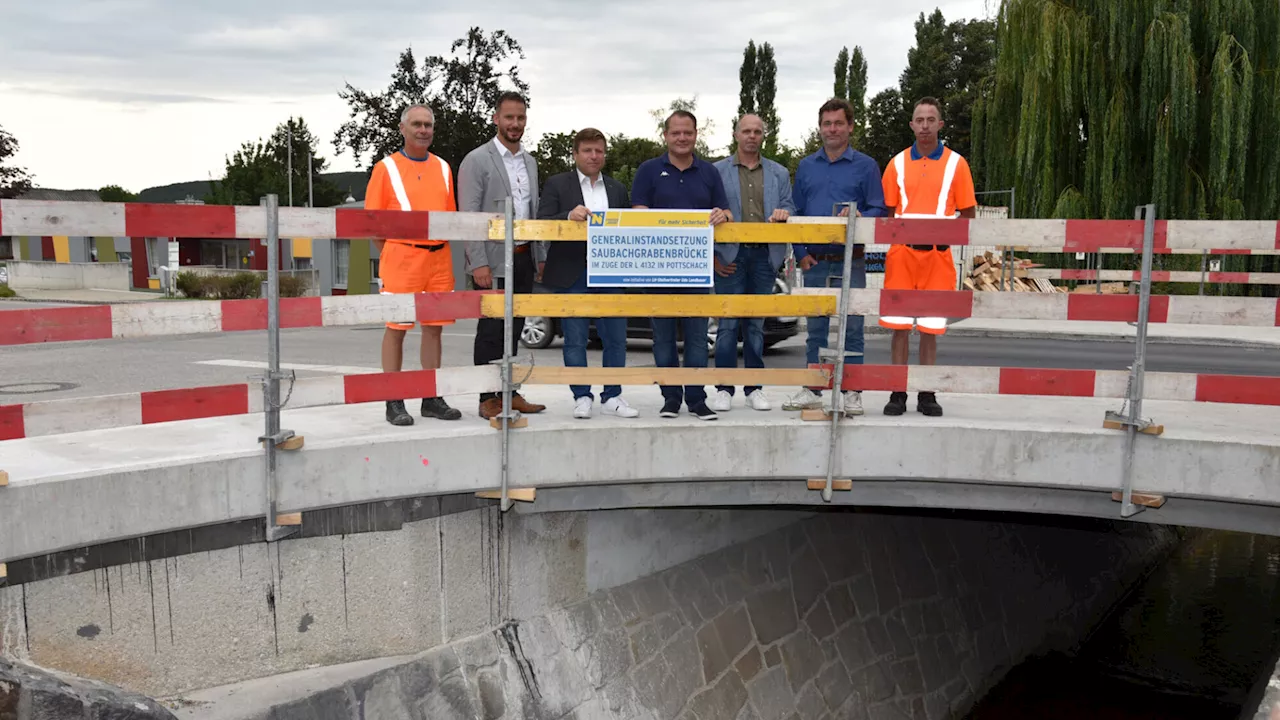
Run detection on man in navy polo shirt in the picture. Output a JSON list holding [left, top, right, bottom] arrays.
[[785, 98, 887, 417], [631, 110, 733, 421]]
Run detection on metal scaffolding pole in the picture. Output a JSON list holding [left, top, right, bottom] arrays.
[[821, 206, 858, 502], [259, 194, 297, 542]]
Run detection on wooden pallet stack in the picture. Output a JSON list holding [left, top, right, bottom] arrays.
[[963, 252, 1065, 293]]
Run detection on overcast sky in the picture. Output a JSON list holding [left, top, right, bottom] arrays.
[[0, 0, 993, 192]]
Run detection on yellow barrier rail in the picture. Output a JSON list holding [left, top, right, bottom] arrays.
[[478, 294, 835, 318], [487, 218, 846, 245]]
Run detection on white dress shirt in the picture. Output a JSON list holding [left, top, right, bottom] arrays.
[[578, 170, 610, 212], [493, 137, 532, 222]]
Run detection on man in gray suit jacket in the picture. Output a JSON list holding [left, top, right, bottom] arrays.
[[709, 114, 796, 412], [457, 91, 547, 419]]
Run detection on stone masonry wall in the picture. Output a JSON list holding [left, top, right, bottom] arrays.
[[175, 510, 1175, 720]]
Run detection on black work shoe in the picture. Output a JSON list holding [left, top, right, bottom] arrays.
[[386, 400, 414, 426], [884, 392, 908, 416], [660, 400, 681, 418], [421, 397, 462, 421], [917, 392, 943, 417], [688, 403, 719, 421]]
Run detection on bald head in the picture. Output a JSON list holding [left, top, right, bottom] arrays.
[[735, 114, 766, 156]]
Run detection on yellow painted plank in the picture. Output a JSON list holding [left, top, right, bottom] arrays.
[[481, 294, 836, 318], [488, 219, 849, 245], [292, 237, 313, 258], [148, 278, 160, 290], [53, 236, 71, 263], [514, 365, 830, 387]]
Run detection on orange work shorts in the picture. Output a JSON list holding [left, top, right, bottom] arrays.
[[379, 241, 455, 329], [878, 245, 956, 335]]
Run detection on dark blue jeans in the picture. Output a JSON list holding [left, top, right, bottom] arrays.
[[561, 273, 627, 402], [649, 286, 710, 407], [714, 245, 777, 396], [804, 258, 865, 392]]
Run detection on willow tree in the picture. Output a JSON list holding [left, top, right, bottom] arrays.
[[973, 0, 1280, 222]]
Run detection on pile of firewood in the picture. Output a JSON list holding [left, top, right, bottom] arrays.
[[963, 251, 1066, 293]]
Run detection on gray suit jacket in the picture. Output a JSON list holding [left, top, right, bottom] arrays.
[[713, 156, 796, 271], [457, 139, 545, 277]]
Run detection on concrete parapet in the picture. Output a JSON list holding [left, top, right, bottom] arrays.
[[6, 260, 131, 291]]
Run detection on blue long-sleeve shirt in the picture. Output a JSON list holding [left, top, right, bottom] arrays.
[[791, 147, 887, 260]]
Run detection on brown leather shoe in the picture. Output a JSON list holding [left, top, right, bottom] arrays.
[[510, 393, 546, 414], [478, 398, 503, 420]]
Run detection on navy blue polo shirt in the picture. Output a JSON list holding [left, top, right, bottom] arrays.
[[630, 153, 729, 210]]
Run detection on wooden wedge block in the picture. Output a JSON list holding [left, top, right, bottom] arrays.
[[489, 416, 529, 429], [0, 563, 6, 581], [807, 478, 853, 491], [476, 488, 537, 503], [276, 436, 305, 451], [801, 408, 832, 422], [0, 470, 8, 487], [1102, 419, 1165, 436], [275, 513, 302, 526], [1110, 491, 1166, 509]]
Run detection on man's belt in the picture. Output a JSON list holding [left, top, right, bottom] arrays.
[[812, 246, 866, 262], [909, 245, 951, 252], [395, 241, 447, 253]]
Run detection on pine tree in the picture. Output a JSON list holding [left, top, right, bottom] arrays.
[[738, 41, 758, 119], [755, 43, 780, 156], [834, 47, 850, 100], [848, 47, 869, 146]]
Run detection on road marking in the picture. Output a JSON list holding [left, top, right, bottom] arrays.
[[194, 359, 380, 375]]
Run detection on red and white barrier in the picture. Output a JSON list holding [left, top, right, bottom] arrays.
[[5, 288, 1279, 347], [0, 291, 496, 345], [827, 365, 1280, 407], [800, 288, 1280, 327], [3, 362, 1277, 441], [1025, 269, 1280, 285], [5, 199, 1280, 252], [0, 366, 500, 440]]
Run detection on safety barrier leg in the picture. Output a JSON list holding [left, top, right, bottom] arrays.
[[258, 194, 299, 542], [1112, 203, 1160, 518], [820, 206, 859, 502], [498, 197, 517, 512]]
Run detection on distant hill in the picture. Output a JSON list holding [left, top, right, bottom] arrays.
[[138, 171, 371, 205]]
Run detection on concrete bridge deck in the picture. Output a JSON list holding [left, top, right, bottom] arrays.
[[1, 387, 1278, 563]]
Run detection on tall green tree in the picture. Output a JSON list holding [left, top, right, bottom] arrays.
[[848, 47, 869, 147], [755, 43, 780, 156], [208, 118, 344, 207], [732, 41, 780, 155], [833, 47, 850, 100], [862, 89, 906, 168], [974, 0, 1280, 222], [333, 28, 528, 172], [0, 125, 33, 199]]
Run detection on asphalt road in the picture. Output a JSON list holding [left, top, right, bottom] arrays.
[[1, 320, 1277, 405]]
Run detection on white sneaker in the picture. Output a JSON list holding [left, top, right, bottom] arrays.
[[842, 391, 864, 416], [602, 396, 640, 418], [573, 396, 593, 419], [783, 388, 824, 411], [747, 390, 772, 411], [708, 389, 733, 413]]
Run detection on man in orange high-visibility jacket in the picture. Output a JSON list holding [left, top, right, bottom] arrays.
[[879, 96, 977, 418], [364, 103, 463, 426]]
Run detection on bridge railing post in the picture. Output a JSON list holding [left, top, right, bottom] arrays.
[[499, 196, 516, 512], [259, 194, 299, 542]]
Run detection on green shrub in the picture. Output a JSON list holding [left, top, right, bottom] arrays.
[[0, 283, 15, 298], [278, 274, 310, 298], [220, 272, 261, 300], [175, 271, 207, 299]]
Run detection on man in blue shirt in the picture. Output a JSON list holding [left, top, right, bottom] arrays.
[[785, 98, 887, 416], [631, 110, 733, 421]]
